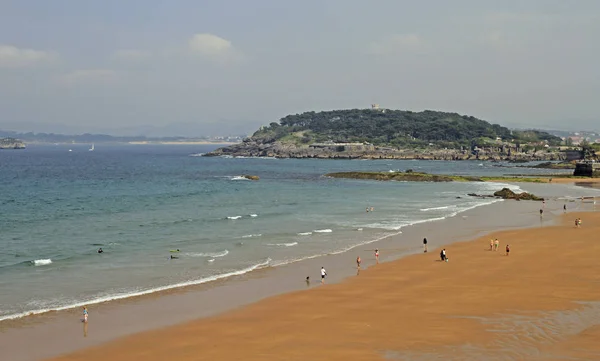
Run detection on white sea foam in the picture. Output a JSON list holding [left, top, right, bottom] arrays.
[[363, 198, 503, 231], [267, 242, 298, 247], [297, 232, 312, 236], [241, 234, 262, 238], [227, 216, 242, 220], [420, 205, 454, 212], [271, 231, 402, 267], [0, 258, 271, 322], [189, 153, 204, 157], [313, 229, 332, 233], [31, 259, 52, 266], [249, 214, 258, 217], [184, 250, 229, 258], [230, 176, 249, 181]]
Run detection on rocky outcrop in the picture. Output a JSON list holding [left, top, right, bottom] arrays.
[[204, 140, 564, 161], [0, 138, 26, 149], [325, 171, 487, 182], [520, 161, 575, 169], [493, 188, 544, 201], [326, 171, 456, 182]]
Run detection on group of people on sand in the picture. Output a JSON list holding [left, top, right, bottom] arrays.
[[575, 218, 582, 227], [489, 238, 500, 251], [490, 238, 510, 256]]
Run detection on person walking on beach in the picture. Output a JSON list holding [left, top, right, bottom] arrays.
[[494, 239, 499, 251], [320, 267, 327, 284], [374, 249, 380, 264], [564, 204, 567, 213], [423, 238, 428, 253], [356, 256, 361, 272], [505, 244, 510, 256], [490, 239, 494, 251], [83, 306, 88, 323]]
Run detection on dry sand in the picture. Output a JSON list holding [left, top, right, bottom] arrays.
[[48, 211, 600, 361]]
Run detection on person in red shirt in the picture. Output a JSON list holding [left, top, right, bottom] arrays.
[[505, 244, 510, 256]]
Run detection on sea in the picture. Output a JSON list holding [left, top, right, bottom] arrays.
[[0, 144, 595, 323]]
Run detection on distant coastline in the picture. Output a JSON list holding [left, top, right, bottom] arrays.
[[127, 141, 238, 145], [0, 130, 245, 146]]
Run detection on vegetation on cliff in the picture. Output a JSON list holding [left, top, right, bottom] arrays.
[[252, 109, 562, 149]]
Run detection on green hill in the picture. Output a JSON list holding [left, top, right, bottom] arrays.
[[251, 109, 561, 149]]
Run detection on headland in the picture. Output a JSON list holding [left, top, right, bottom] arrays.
[[204, 109, 568, 161]]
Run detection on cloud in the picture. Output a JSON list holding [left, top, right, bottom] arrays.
[[186, 33, 245, 65], [188, 33, 232, 56], [59, 69, 118, 86], [0, 45, 58, 68], [110, 49, 150, 62], [369, 34, 422, 55]]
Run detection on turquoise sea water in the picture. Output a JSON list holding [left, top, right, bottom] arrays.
[[0, 144, 584, 321]]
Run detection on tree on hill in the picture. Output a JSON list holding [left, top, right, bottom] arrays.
[[251, 109, 562, 149]]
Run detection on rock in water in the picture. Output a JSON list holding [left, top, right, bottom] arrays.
[[493, 187, 543, 201]]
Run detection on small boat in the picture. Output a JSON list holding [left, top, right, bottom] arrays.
[[89, 143, 95, 151]]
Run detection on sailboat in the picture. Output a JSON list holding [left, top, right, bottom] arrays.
[[89, 143, 95, 152]]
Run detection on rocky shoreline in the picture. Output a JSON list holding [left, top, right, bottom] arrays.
[[203, 140, 564, 161], [0, 138, 26, 149]]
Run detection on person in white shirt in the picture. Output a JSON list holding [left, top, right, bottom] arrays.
[[320, 267, 327, 284]]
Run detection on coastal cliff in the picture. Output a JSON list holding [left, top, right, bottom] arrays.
[[205, 138, 564, 161], [204, 109, 564, 161], [0, 138, 26, 149]]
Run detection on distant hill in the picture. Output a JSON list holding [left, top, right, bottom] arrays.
[[0, 130, 243, 144], [251, 109, 562, 148]]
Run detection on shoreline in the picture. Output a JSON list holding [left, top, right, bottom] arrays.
[[2, 183, 599, 361], [45, 208, 600, 361]]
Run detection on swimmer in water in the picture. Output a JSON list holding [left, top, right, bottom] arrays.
[[97, 248, 103, 254], [170, 255, 179, 259]]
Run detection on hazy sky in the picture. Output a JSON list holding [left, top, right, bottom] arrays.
[[1, 0, 599, 135]]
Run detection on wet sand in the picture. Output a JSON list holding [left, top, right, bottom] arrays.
[[550, 177, 600, 185], [44, 210, 600, 361]]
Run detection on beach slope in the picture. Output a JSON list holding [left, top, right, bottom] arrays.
[[48, 211, 600, 361]]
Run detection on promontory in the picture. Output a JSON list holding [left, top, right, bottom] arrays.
[[203, 109, 564, 161]]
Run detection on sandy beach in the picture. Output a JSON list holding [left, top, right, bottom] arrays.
[[43, 209, 600, 361]]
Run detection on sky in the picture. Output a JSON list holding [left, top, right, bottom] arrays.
[[0, 0, 599, 136]]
